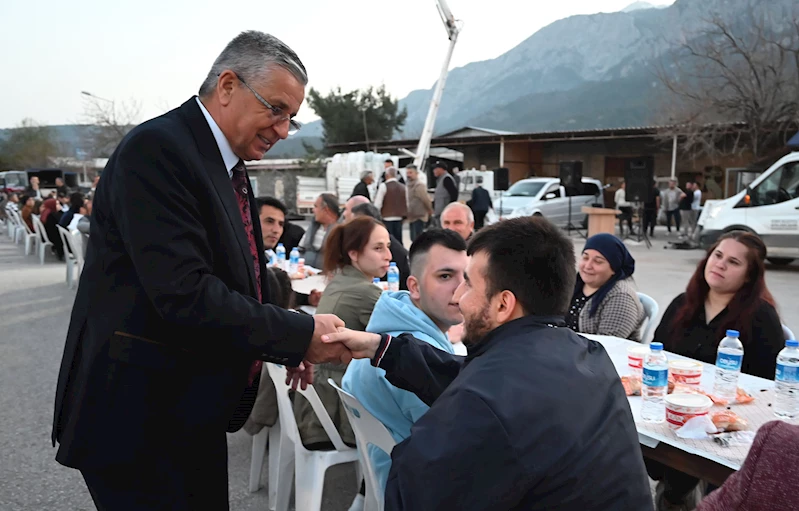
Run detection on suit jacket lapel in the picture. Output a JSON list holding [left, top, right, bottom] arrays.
[[179, 97, 258, 298]]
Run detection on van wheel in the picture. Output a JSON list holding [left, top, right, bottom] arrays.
[[767, 258, 795, 266]]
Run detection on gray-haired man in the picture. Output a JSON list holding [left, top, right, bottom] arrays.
[[53, 31, 348, 509], [351, 170, 374, 200]]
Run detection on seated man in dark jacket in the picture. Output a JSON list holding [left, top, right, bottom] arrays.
[[324, 217, 653, 511]]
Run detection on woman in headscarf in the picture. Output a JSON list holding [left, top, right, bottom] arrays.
[[40, 198, 65, 260], [565, 233, 645, 341]]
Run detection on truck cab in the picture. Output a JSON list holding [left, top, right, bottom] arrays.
[[699, 152, 799, 265]]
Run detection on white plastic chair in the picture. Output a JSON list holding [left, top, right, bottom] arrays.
[[57, 225, 78, 288], [14, 211, 38, 255], [637, 292, 659, 344], [784, 324, 796, 341], [31, 214, 53, 264], [266, 363, 360, 511], [329, 379, 396, 511], [70, 230, 85, 273]]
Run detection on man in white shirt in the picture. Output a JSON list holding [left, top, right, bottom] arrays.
[[614, 181, 633, 235], [682, 182, 702, 240]]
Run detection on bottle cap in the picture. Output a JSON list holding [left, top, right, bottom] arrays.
[[786, 339, 799, 348], [277, 243, 284, 247], [389, 262, 397, 267], [650, 342, 663, 351], [725, 330, 740, 338]]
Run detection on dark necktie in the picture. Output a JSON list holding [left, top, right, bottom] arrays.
[[231, 160, 263, 384]]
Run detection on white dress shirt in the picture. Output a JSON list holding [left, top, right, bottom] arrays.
[[196, 97, 239, 178]]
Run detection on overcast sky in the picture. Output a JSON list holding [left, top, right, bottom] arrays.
[[0, 0, 673, 129]]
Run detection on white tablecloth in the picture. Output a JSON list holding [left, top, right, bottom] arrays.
[[581, 333, 785, 471]]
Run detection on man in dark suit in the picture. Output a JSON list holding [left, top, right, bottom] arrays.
[[52, 31, 349, 510]]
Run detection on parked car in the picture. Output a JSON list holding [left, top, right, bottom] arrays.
[[492, 177, 605, 228], [0, 170, 28, 195], [699, 152, 799, 265]]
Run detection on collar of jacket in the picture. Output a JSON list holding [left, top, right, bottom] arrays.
[[464, 314, 566, 364]]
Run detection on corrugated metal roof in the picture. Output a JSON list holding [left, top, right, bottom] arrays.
[[327, 123, 750, 151], [438, 126, 519, 138]]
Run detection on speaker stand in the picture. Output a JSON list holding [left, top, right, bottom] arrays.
[[565, 194, 587, 239], [623, 202, 651, 249]]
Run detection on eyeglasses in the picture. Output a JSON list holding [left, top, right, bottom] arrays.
[[232, 73, 303, 135]]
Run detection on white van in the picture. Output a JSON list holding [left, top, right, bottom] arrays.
[[493, 177, 605, 228], [699, 152, 799, 265]]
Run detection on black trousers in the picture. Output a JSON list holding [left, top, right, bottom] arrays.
[[384, 220, 403, 242], [645, 459, 699, 504], [474, 210, 487, 230], [618, 206, 634, 233], [665, 209, 681, 232], [643, 209, 657, 235], [81, 431, 229, 511]]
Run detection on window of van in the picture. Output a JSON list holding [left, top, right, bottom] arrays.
[[505, 181, 545, 197], [749, 162, 799, 206], [567, 183, 600, 197]]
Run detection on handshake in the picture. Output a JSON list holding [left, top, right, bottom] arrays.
[[287, 314, 383, 390]]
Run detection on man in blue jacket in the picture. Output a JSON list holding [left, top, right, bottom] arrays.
[[343, 229, 468, 491], [325, 217, 653, 511]]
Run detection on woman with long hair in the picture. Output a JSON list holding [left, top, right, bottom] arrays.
[[649, 230, 783, 510], [653, 230, 783, 378], [294, 216, 391, 452], [40, 198, 65, 260], [566, 233, 645, 341]]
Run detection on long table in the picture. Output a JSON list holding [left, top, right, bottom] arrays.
[[582, 334, 794, 486]]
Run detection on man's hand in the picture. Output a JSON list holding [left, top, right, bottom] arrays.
[[322, 329, 382, 360], [308, 289, 322, 307], [305, 314, 351, 364], [286, 360, 314, 390]]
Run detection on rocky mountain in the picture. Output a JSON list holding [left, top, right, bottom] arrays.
[[303, 0, 796, 143]]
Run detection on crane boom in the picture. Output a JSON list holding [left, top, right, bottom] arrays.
[[412, 0, 460, 173]]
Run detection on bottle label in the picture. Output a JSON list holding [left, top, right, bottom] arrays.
[[642, 367, 668, 387], [716, 352, 743, 371], [776, 363, 799, 383]]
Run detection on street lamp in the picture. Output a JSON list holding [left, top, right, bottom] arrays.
[[81, 90, 114, 105]]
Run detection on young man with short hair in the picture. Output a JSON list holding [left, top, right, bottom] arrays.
[[326, 217, 653, 511], [342, 229, 468, 491]]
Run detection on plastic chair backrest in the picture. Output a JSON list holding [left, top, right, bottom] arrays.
[[265, 363, 349, 452], [328, 379, 395, 455], [56, 225, 75, 259], [637, 292, 659, 344], [329, 379, 396, 509], [784, 324, 796, 342], [32, 214, 50, 244], [70, 230, 85, 266]]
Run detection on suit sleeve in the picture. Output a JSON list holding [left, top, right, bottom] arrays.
[[377, 334, 465, 406], [110, 128, 313, 365], [385, 389, 527, 511]]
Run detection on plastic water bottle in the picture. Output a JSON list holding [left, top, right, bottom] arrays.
[[373, 277, 382, 289], [289, 247, 300, 274], [641, 342, 668, 423], [774, 339, 799, 419], [713, 330, 744, 402], [268, 250, 277, 267], [387, 262, 400, 292], [276, 243, 286, 271]]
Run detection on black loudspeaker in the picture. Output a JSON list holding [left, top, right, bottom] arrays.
[[494, 167, 509, 191], [624, 157, 655, 203], [559, 161, 583, 193]]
